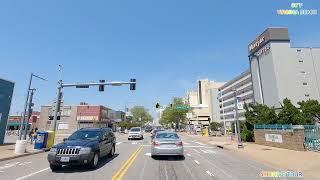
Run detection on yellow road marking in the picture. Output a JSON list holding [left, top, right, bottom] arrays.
[[111, 146, 142, 180], [117, 147, 142, 179]]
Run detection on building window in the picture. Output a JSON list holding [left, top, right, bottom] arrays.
[[297, 49, 301, 52], [300, 71, 306, 74], [303, 82, 308, 86], [305, 94, 310, 97], [298, 59, 303, 63]]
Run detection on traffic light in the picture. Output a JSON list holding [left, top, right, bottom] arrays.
[[156, 103, 160, 108], [49, 116, 60, 120], [130, 79, 136, 90], [170, 104, 173, 108], [99, 80, 105, 92]]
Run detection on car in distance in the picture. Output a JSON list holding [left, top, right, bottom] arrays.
[[128, 127, 143, 140], [151, 129, 164, 139], [47, 128, 116, 171], [144, 126, 153, 133], [151, 131, 184, 158]]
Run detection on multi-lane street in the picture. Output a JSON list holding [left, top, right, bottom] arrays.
[[0, 132, 282, 180]]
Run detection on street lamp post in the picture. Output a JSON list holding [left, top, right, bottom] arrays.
[[232, 89, 243, 149]]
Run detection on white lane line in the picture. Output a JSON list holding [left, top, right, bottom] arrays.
[[206, 149, 217, 154], [0, 162, 20, 170], [116, 142, 122, 145], [193, 149, 200, 153], [187, 154, 191, 157], [15, 167, 49, 180], [199, 149, 208, 153], [145, 153, 151, 156], [194, 141, 205, 145], [206, 170, 215, 177], [18, 162, 32, 166], [183, 142, 190, 145], [132, 142, 137, 145], [141, 145, 151, 147], [194, 160, 200, 165]]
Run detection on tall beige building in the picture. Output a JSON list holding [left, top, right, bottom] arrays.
[[185, 79, 224, 127]]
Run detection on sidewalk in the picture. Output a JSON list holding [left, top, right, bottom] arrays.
[[185, 133, 320, 179], [0, 138, 44, 162]]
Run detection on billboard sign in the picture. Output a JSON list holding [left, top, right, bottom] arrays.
[[248, 28, 290, 55]]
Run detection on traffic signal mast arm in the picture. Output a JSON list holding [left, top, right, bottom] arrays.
[[62, 81, 136, 87]]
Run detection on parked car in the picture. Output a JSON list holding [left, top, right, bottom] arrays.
[[47, 128, 116, 171], [128, 127, 143, 140], [151, 131, 184, 158]]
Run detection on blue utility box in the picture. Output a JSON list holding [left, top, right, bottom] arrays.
[[34, 131, 48, 149]]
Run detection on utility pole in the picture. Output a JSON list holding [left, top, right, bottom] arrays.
[[19, 73, 47, 140], [19, 74, 32, 140], [22, 89, 36, 140], [233, 90, 243, 148], [52, 80, 62, 132]]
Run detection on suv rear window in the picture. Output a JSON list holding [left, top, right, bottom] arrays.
[[130, 128, 141, 132], [68, 130, 102, 140]]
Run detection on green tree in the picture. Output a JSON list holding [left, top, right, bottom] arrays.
[[118, 121, 128, 129], [278, 98, 305, 125], [130, 106, 153, 127], [209, 122, 222, 131], [159, 97, 189, 130], [298, 99, 320, 124]]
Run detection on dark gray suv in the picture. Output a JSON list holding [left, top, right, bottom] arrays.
[[47, 128, 116, 171]]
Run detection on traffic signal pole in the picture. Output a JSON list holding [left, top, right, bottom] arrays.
[[51, 79, 136, 132]]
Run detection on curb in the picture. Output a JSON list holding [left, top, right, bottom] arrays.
[[0, 150, 45, 162]]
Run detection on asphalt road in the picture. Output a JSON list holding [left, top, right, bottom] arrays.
[[0, 132, 285, 180]]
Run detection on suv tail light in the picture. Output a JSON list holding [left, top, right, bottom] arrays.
[[152, 141, 160, 146], [176, 141, 183, 146]]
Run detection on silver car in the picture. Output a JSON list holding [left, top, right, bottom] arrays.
[[151, 131, 184, 158]]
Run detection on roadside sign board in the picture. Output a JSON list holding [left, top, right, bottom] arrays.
[[265, 134, 283, 143], [236, 97, 244, 110]]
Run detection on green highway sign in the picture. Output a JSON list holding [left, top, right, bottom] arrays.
[[175, 105, 190, 110]]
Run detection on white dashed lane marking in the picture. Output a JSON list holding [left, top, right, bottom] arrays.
[[194, 141, 205, 146], [194, 160, 200, 165], [187, 154, 191, 157], [206, 170, 215, 177], [193, 149, 200, 153]]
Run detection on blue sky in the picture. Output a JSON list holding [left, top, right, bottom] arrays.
[[1, 0, 319, 117]]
